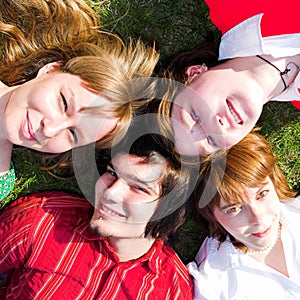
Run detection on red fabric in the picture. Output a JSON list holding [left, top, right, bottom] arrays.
[[204, 0, 300, 36], [204, 0, 300, 110], [0, 192, 193, 300]]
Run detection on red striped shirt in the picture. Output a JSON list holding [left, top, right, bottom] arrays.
[[0, 192, 193, 299]]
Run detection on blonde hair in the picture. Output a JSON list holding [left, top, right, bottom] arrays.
[[195, 131, 297, 243], [0, 0, 159, 148]]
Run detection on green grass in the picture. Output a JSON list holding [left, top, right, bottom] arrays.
[[2, 0, 300, 263]]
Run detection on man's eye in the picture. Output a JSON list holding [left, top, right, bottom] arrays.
[[107, 169, 117, 178], [61, 93, 67, 111], [132, 185, 147, 193], [69, 129, 78, 144]]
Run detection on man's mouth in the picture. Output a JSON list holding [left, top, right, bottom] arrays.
[[99, 204, 126, 219], [227, 100, 243, 125]]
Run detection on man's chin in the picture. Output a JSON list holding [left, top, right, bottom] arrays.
[[90, 220, 112, 238]]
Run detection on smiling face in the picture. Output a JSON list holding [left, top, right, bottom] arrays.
[[213, 177, 281, 252], [171, 64, 266, 155], [4, 64, 118, 153], [90, 152, 166, 239]]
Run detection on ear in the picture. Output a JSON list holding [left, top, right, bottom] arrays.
[[36, 61, 62, 77], [185, 64, 208, 80]]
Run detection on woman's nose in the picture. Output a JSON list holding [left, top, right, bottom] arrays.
[[41, 116, 72, 138], [248, 205, 265, 224], [216, 115, 230, 132]]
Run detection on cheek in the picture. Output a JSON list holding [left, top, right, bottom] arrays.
[[223, 128, 252, 148], [214, 211, 241, 233], [39, 139, 72, 153], [127, 200, 158, 224]]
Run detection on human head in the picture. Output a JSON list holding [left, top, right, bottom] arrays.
[[91, 127, 195, 240], [0, 0, 159, 152], [162, 36, 266, 155], [194, 131, 296, 250]]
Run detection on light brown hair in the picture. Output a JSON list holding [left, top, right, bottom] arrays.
[[0, 0, 159, 148]]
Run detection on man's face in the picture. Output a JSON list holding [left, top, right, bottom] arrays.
[[90, 152, 166, 239]]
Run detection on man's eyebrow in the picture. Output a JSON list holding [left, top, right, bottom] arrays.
[[107, 162, 114, 170], [111, 162, 160, 194]]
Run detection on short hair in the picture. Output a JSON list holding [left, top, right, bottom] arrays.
[[194, 131, 297, 244], [97, 118, 198, 240]]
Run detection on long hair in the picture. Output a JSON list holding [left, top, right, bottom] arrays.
[[0, 0, 159, 149], [194, 131, 297, 245]]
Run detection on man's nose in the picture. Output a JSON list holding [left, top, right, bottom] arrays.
[[103, 179, 125, 203]]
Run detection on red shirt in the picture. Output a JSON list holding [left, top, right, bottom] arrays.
[[204, 0, 300, 36], [0, 192, 193, 300], [204, 0, 300, 110]]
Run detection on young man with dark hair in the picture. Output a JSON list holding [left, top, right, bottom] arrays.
[[0, 132, 194, 299]]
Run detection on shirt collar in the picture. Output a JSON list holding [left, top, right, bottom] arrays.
[[76, 221, 164, 273], [219, 14, 300, 60], [219, 13, 300, 102]]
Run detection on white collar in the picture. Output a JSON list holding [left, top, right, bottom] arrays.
[[219, 14, 300, 60]]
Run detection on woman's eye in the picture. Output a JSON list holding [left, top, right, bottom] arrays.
[[207, 136, 218, 147], [225, 206, 242, 215], [257, 189, 269, 199], [191, 109, 201, 124], [69, 129, 78, 144], [61, 93, 68, 111]]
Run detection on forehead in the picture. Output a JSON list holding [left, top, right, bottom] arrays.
[[218, 177, 274, 207], [111, 152, 167, 184]]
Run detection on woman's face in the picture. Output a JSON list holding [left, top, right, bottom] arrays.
[[213, 177, 281, 252], [171, 64, 266, 155], [4, 63, 118, 153]]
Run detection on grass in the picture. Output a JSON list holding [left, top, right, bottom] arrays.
[[2, 0, 300, 264]]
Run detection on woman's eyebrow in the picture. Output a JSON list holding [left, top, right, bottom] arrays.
[[220, 203, 237, 210]]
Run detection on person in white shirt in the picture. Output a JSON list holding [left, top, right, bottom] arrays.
[[188, 130, 300, 300], [161, 0, 300, 155]]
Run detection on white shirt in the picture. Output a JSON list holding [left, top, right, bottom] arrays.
[[219, 14, 300, 103], [188, 198, 300, 300]]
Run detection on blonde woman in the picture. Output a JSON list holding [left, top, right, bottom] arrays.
[[0, 0, 159, 200]]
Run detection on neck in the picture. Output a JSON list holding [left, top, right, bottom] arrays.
[[0, 83, 14, 174], [109, 235, 156, 262]]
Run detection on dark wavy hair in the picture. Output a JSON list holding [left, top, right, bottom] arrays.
[[97, 117, 198, 240]]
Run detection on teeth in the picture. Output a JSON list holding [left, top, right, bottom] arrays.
[[102, 205, 124, 218], [228, 102, 242, 124]]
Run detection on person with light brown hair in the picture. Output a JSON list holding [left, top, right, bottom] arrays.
[[0, 0, 159, 200], [188, 131, 300, 299]]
